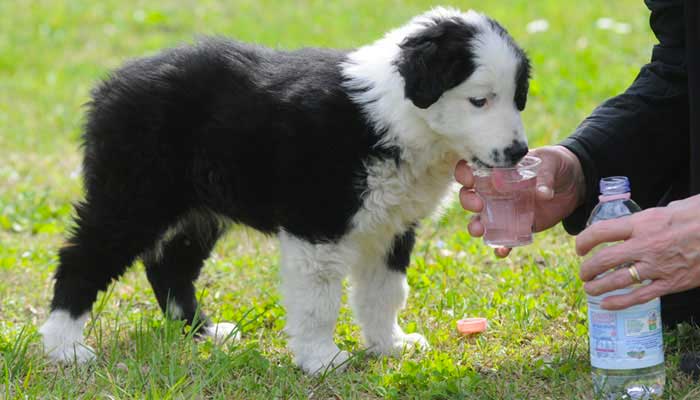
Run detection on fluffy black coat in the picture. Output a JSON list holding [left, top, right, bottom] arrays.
[[54, 37, 404, 323], [84, 38, 396, 242]]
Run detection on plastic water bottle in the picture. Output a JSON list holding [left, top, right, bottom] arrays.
[[586, 176, 665, 399]]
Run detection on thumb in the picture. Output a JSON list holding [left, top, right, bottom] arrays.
[[535, 163, 555, 200]]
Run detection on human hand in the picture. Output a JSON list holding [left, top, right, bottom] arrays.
[[454, 145, 585, 257], [578, 195, 700, 310]]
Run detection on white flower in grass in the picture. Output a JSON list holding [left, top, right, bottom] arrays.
[[440, 248, 454, 257], [613, 22, 631, 34], [596, 17, 631, 34], [596, 17, 615, 30], [526, 19, 549, 34], [576, 37, 589, 50], [70, 165, 82, 180]]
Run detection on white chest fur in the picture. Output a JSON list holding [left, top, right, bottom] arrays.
[[348, 148, 458, 259]]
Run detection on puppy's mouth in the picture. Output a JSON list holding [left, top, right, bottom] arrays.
[[470, 157, 494, 170], [470, 157, 521, 169]]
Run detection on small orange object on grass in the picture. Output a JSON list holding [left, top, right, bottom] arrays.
[[457, 318, 488, 335]]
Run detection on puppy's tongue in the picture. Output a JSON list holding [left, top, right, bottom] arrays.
[[490, 169, 510, 192], [491, 168, 527, 192]]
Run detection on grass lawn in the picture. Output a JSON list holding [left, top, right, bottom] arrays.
[[2, 0, 700, 398]]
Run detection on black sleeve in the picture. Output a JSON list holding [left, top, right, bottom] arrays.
[[560, 0, 689, 234]]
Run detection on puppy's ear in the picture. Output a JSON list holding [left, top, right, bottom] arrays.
[[396, 20, 477, 109]]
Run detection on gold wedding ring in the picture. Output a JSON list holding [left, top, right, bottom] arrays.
[[628, 265, 642, 284]]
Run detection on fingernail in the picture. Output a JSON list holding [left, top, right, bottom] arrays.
[[537, 185, 552, 197], [583, 284, 596, 296]]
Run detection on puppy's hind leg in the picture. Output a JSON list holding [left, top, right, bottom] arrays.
[[40, 201, 169, 363], [279, 232, 350, 375], [143, 213, 239, 343], [349, 227, 429, 356]]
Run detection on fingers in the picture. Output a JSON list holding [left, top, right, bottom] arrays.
[[528, 147, 558, 200], [459, 187, 484, 213], [454, 159, 474, 187], [535, 166, 554, 200], [583, 262, 650, 296], [468, 215, 484, 237], [467, 207, 511, 257], [467, 215, 510, 256], [600, 280, 667, 310], [576, 218, 634, 257], [494, 247, 511, 258], [579, 240, 641, 281]]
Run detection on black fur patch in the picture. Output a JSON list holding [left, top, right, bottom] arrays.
[[503, 140, 529, 164], [51, 37, 403, 317], [486, 17, 531, 111], [83, 37, 397, 244], [514, 58, 531, 111], [395, 18, 478, 109], [386, 226, 417, 273]]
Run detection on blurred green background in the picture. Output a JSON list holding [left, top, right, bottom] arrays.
[[4, 1, 699, 399]]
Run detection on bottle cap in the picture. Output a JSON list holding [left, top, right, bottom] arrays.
[[457, 318, 488, 335], [599, 176, 630, 195]]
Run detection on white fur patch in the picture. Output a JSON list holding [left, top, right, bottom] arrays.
[[350, 260, 428, 355], [39, 310, 94, 363], [166, 302, 184, 319], [202, 322, 241, 343], [278, 231, 351, 374], [146, 224, 181, 263]]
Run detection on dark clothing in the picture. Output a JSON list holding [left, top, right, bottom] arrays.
[[560, 0, 700, 326]]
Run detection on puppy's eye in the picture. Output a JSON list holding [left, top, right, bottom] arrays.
[[469, 97, 487, 108]]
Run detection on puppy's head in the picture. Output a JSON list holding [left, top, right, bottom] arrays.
[[396, 8, 531, 167]]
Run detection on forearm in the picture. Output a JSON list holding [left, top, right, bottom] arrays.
[[560, 62, 689, 234]]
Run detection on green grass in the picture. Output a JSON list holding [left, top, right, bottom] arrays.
[[2, 0, 699, 398]]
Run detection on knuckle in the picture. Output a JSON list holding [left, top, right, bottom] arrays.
[[594, 248, 618, 269], [638, 291, 656, 304], [597, 220, 617, 234], [648, 232, 674, 255], [614, 272, 630, 287], [649, 282, 669, 300], [640, 208, 672, 229], [668, 273, 688, 290]]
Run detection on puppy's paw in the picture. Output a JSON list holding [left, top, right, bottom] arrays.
[[202, 322, 241, 344], [40, 310, 94, 364], [369, 332, 430, 356], [298, 348, 351, 375], [44, 342, 96, 364]]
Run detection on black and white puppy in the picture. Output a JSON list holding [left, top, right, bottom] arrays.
[[40, 7, 530, 374]]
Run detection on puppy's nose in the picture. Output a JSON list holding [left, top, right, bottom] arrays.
[[504, 141, 528, 164]]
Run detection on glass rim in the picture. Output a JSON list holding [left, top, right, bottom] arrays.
[[473, 155, 542, 175]]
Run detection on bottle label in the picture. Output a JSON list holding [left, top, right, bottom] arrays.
[[588, 298, 664, 370]]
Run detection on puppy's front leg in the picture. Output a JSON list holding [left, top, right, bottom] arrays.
[[349, 228, 428, 355], [279, 232, 350, 374]]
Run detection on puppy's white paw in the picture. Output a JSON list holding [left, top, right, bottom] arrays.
[[369, 332, 430, 356], [44, 341, 96, 363], [298, 348, 351, 375], [39, 310, 94, 364], [396, 332, 430, 351], [202, 322, 241, 344]]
